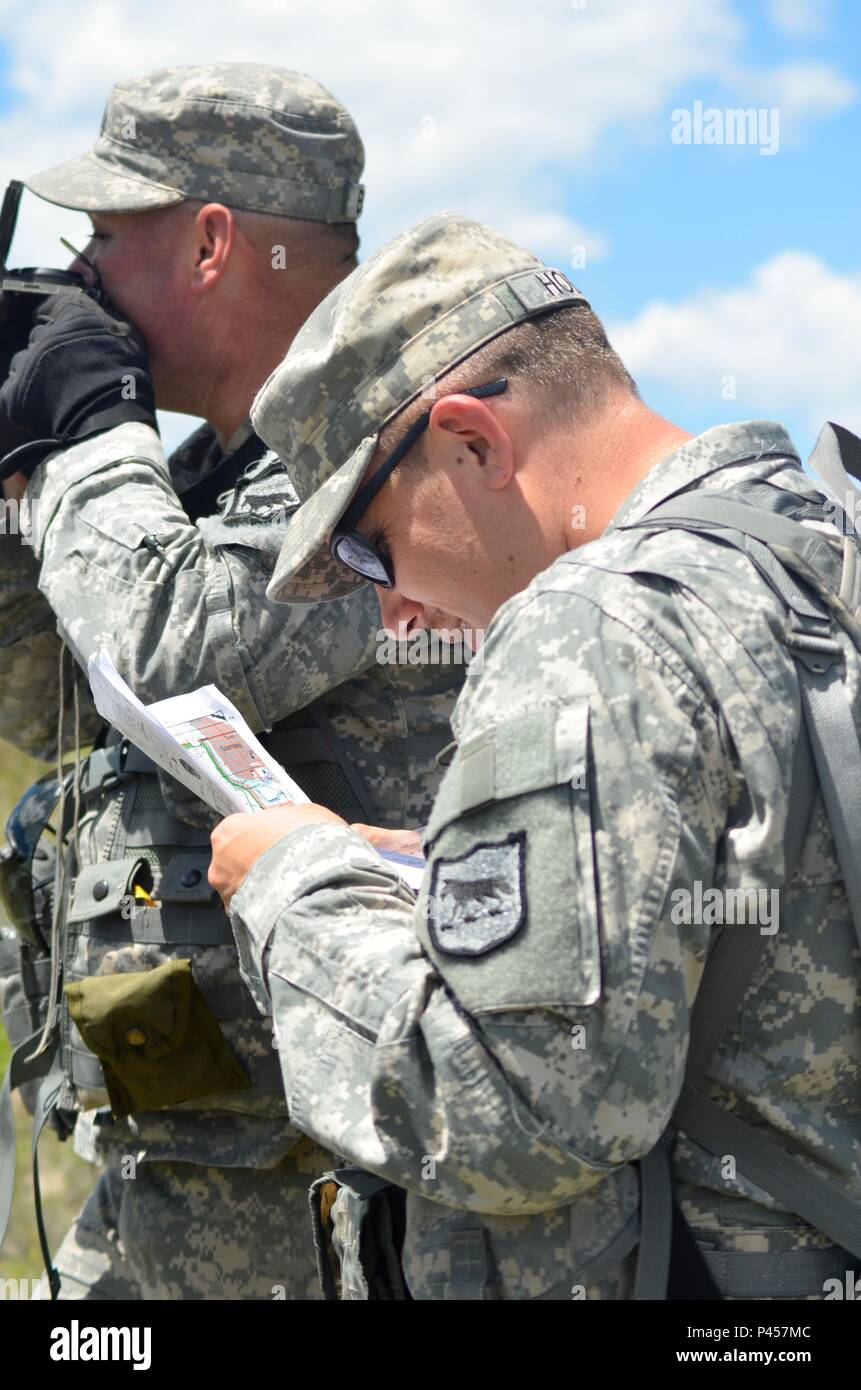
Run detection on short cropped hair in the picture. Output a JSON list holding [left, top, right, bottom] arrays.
[[162, 197, 360, 265], [378, 301, 637, 456]]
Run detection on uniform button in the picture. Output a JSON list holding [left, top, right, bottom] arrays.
[[92, 880, 109, 901], [181, 868, 202, 888], [125, 1027, 148, 1047]]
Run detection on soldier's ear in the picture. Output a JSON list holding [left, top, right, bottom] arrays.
[[189, 203, 235, 294], [428, 395, 515, 493]]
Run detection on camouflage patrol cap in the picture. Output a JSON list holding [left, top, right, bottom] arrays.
[[253, 211, 588, 603], [24, 63, 364, 222]]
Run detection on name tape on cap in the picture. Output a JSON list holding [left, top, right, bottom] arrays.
[[502, 267, 589, 317]]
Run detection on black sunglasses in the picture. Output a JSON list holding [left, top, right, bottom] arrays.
[[330, 378, 508, 588]]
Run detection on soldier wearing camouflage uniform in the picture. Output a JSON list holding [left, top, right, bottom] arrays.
[[210, 214, 860, 1299], [0, 70, 460, 1299]]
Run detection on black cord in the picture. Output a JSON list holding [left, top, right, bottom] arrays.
[[0, 436, 63, 482]]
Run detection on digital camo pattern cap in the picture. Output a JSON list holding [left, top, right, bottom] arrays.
[[24, 64, 364, 221], [254, 211, 588, 603]]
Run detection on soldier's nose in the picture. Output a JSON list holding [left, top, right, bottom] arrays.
[[378, 587, 426, 637]]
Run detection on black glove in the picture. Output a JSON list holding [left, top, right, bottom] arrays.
[[0, 288, 157, 477]]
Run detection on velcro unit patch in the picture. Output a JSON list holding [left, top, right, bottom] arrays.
[[221, 453, 292, 527], [427, 831, 526, 957]]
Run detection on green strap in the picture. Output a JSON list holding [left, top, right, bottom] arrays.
[[668, 531, 861, 1262], [702, 1240, 854, 1299], [634, 492, 842, 579], [684, 668, 818, 1088]]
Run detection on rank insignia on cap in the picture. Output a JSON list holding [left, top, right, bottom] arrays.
[[427, 831, 526, 957]]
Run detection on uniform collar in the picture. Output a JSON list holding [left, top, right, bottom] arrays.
[[608, 420, 800, 534]]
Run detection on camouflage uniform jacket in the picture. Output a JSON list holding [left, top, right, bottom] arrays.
[[230, 421, 860, 1297], [0, 419, 460, 1167]]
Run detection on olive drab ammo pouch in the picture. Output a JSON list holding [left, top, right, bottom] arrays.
[[64, 958, 250, 1119], [625, 421, 861, 1299]]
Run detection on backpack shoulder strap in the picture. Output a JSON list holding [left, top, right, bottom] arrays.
[[627, 432, 861, 1294]]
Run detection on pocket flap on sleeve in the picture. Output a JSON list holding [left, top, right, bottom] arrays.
[[419, 699, 601, 1013], [425, 701, 589, 842], [78, 505, 159, 553]]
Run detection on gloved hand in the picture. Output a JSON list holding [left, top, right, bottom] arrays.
[[0, 288, 157, 477]]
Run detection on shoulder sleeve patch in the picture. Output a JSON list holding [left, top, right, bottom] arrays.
[[220, 454, 298, 527], [427, 830, 526, 957]]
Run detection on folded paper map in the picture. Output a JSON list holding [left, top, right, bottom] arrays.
[[87, 652, 425, 891]]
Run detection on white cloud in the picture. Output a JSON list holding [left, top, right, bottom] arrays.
[[769, 60, 855, 122], [488, 211, 606, 269], [611, 251, 861, 437], [768, 0, 832, 38], [0, 0, 853, 269], [727, 60, 855, 131]]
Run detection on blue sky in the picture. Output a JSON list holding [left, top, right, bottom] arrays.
[[585, 1, 861, 453], [583, 2, 861, 309], [0, 0, 858, 457]]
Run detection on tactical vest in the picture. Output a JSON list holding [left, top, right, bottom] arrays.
[[0, 424, 409, 1290], [57, 699, 377, 1118], [27, 424, 382, 1120]]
